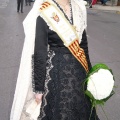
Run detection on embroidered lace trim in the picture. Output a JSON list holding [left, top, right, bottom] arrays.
[[39, 49, 55, 119]]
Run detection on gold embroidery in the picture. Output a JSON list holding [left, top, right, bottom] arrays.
[[51, 12, 60, 23]]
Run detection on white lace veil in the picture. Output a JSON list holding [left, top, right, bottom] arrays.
[[10, 0, 87, 120]]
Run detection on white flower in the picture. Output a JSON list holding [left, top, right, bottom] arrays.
[[87, 69, 114, 100]]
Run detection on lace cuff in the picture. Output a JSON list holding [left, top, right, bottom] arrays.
[[32, 53, 46, 93]]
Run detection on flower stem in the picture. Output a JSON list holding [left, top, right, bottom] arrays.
[[89, 105, 94, 120], [95, 106, 98, 120], [100, 105, 109, 120]]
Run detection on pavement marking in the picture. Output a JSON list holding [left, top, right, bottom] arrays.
[[0, 0, 9, 9]]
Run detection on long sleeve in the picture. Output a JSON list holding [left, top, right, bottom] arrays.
[[32, 16, 48, 93], [80, 30, 92, 71]]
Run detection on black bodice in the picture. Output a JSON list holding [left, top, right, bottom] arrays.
[[32, 16, 91, 93]]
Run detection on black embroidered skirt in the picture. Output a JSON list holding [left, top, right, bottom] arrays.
[[38, 47, 100, 120]]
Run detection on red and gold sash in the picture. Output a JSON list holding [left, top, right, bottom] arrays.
[[39, 1, 89, 73]]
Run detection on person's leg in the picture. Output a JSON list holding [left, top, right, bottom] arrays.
[[17, 0, 20, 12], [100, 0, 103, 4], [28, 0, 31, 6], [89, 0, 92, 8], [21, 0, 24, 13], [103, 0, 107, 5], [25, 0, 27, 6]]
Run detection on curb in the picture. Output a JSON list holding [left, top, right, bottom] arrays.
[[86, 6, 120, 14], [116, 11, 120, 14]]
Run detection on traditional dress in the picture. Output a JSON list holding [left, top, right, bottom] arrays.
[[10, 0, 100, 120]]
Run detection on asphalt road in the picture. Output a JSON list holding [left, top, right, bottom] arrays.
[[0, 0, 120, 120], [87, 9, 120, 120]]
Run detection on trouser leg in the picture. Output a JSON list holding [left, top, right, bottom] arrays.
[[21, 0, 24, 12], [25, 0, 27, 5], [100, 0, 103, 4], [28, 0, 31, 6], [103, 0, 107, 4], [17, 0, 20, 12], [89, 0, 92, 5], [89, 0, 92, 8]]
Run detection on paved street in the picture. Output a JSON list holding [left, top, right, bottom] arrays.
[[87, 9, 120, 120], [0, 0, 120, 120], [0, 0, 32, 120]]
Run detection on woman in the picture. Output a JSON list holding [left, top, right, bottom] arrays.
[[10, 0, 100, 120]]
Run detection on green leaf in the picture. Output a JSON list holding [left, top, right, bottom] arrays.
[[109, 69, 115, 81], [96, 100, 104, 105], [87, 63, 111, 77], [91, 63, 109, 71], [85, 90, 94, 100]]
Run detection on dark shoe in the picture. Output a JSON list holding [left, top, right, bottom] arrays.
[[29, 4, 31, 6], [89, 5, 92, 8], [21, 11, 23, 13], [17, 10, 19, 13], [26, 4, 28, 6], [103, 3, 106, 6]]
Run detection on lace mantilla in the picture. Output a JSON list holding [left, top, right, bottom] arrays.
[[39, 49, 55, 119], [71, 0, 87, 43]]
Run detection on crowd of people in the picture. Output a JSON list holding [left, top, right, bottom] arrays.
[[17, 0, 34, 13], [17, 0, 108, 13], [87, 0, 108, 8]]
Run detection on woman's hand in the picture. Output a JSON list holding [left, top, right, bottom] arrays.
[[35, 93, 43, 104]]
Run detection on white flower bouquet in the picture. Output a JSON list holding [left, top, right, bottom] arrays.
[[85, 63, 115, 119]]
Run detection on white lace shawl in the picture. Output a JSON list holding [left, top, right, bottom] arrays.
[[10, 0, 87, 120]]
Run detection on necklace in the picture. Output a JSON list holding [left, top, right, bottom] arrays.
[[56, 0, 70, 13], [53, 0, 73, 24]]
